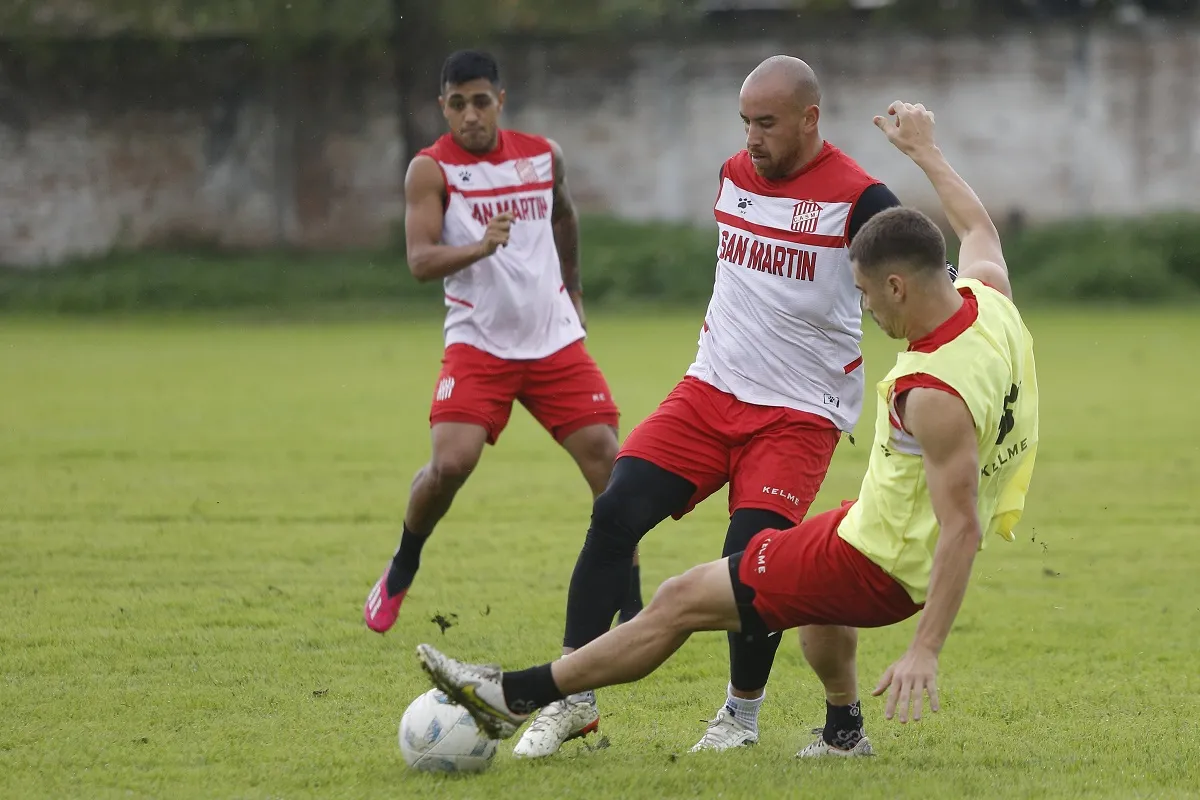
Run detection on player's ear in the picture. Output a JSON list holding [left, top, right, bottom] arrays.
[[799, 104, 819, 133], [496, 88, 506, 112]]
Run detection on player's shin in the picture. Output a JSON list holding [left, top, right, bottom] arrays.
[[720, 509, 793, 723], [562, 487, 649, 650], [723, 630, 784, 726], [801, 626, 864, 749], [556, 605, 694, 696]]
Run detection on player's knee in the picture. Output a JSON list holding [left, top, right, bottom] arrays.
[[724, 508, 793, 557], [429, 448, 480, 487], [583, 485, 641, 560], [568, 425, 618, 473], [645, 571, 702, 632], [591, 428, 620, 465]]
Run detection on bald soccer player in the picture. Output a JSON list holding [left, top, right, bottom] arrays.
[[505, 56, 954, 758], [417, 99, 1039, 760]]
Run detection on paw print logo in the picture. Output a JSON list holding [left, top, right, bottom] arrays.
[[458, 170, 472, 183], [737, 197, 753, 211]]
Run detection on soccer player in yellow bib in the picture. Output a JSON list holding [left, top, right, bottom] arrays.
[[415, 100, 1040, 759]]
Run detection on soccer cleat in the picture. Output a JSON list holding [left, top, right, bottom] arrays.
[[795, 727, 875, 758], [416, 643, 527, 740], [512, 697, 600, 758], [363, 571, 407, 634], [689, 707, 759, 752]]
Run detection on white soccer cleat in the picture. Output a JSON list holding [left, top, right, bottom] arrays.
[[689, 707, 759, 752], [795, 728, 875, 758], [415, 644, 527, 740], [512, 697, 600, 758]]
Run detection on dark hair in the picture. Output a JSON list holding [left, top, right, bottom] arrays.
[[849, 207, 947, 277], [441, 50, 500, 90]]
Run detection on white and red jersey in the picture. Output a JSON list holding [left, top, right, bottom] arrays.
[[686, 143, 881, 431], [418, 131, 584, 360]]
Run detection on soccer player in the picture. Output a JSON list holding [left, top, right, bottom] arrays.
[[505, 55, 927, 758], [363, 51, 641, 634], [416, 99, 1040, 758]]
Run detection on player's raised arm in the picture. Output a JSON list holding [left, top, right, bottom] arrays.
[[404, 155, 512, 283], [548, 139, 586, 329], [872, 386, 982, 724], [874, 102, 1012, 300]]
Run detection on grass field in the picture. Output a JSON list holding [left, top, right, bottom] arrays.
[[3, 309, 1199, 799]]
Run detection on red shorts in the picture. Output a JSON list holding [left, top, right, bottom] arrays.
[[731, 501, 923, 633], [617, 376, 840, 523], [430, 340, 620, 445]]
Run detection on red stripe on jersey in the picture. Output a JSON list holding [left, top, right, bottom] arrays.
[[715, 209, 845, 249], [843, 355, 863, 374], [907, 288, 979, 353], [721, 144, 880, 201], [890, 373, 963, 432], [445, 293, 474, 309], [449, 180, 553, 199]]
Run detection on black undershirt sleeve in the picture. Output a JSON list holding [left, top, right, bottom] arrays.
[[847, 183, 902, 242], [847, 182, 958, 280]]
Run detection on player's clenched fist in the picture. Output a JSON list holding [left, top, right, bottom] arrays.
[[478, 212, 514, 257], [873, 101, 937, 157]]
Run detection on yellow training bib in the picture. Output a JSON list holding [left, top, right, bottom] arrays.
[[838, 278, 1040, 604]]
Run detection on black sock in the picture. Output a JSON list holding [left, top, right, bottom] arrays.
[[386, 525, 425, 595], [500, 664, 563, 715], [823, 700, 864, 750], [617, 565, 643, 623]]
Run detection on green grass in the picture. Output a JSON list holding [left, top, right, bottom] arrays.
[[2, 309, 1198, 799]]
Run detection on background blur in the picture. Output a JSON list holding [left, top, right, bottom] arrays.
[[1, 0, 1198, 306]]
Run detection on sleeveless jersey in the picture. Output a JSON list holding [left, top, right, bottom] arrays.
[[837, 278, 1040, 604], [418, 131, 584, 360], [686, 143, 882, 431]]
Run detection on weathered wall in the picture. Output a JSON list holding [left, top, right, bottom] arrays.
[[2, 26, 1198, 267]]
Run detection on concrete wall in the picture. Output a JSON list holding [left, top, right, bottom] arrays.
[[2, 26, 1199, 267]]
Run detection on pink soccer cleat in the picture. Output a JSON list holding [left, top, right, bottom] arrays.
[[364, 571, 407, 633]]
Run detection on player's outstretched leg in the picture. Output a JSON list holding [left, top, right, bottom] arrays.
[[794, 625, 874, 758], [417, 558, 743, 740], [512, 457, 694, 758], [692, 509, 792, 752], [364, 422, 488, 633]]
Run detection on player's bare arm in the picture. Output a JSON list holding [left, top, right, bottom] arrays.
[[549, 139, 586, 329], [874, 102, 1013, 300], [872, 387, 982, 723], [404, 155, 513, 283]]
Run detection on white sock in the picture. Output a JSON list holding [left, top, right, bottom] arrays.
[[724, 683, 765, 732], [567, 690, 595, 705]]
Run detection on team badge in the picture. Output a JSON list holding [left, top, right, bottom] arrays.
[[514, 158, 539, 184], [791, 200, 821, 233]]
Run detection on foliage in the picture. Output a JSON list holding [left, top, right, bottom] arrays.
[[3, 214, 1199, 314]]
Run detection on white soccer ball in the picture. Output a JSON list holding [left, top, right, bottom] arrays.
[[398, 688, 498, 773]]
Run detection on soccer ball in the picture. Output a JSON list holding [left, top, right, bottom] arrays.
[[398, 688, 498, 773]]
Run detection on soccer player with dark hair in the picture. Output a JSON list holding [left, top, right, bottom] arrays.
[[363, 50, 642, 636], [417, 99, 1040, 759]]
